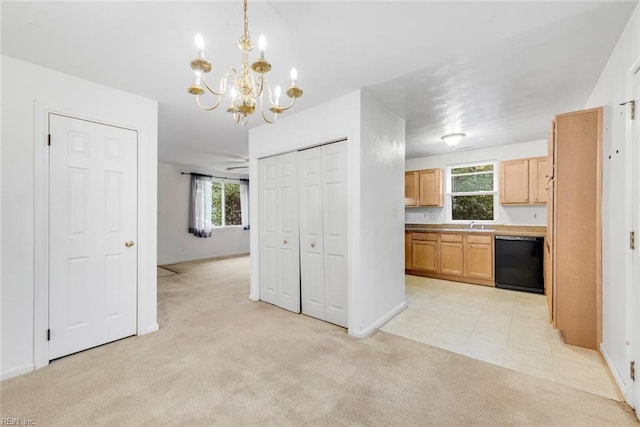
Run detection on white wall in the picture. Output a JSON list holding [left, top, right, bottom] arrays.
[[358, 91, 406, 333], [157, 162, 250, 265], [1, 56, 158, 379], [405, 140, 548, 225], [248, 90, 406, 337], [584, 2, 639, 398]]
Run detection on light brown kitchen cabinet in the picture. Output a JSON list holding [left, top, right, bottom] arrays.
[[549, 107, 602, 350], [406, 231, 495, 286], [545, 120, 555, 325], [465, 234, 494, 280], [499, 156, 548, 205], [405, 169, 443, 207], [405, 231, 412, 269], [404, 172, 419, 206], [411, 233, 438, 272], [439, 234, 464, 276]]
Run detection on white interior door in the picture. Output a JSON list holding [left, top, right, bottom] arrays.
[[259, 152, 300, 313], [299, 147, 326, 321], [321, 141, 348, 327], [630, 63, 640, 415], [49, 114, 138, 360]]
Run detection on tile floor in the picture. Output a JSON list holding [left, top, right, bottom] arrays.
[[381, 274, 621, 400]]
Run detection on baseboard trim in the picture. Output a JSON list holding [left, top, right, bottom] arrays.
[[349, 300, 408, 339], [139, 323, 160, 335], [159, 252, 250, 267], [1, 363, 34, 381], [600, 342, 626, 399]]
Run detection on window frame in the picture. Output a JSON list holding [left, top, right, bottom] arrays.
[[445, 160, 498, 224], [211, 179, 245, 230]]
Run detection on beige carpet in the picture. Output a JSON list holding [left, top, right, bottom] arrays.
[[1, 256, 637, 426]]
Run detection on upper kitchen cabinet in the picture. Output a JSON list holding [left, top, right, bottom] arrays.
[[405, 168, 443, 207], [499, 156, 548, 205]]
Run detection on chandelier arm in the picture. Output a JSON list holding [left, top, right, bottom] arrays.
[[201, 75, 226, 97], [195, 94, 222, 111], [273, 96, 296, 111], [260, 106, 277, 124]]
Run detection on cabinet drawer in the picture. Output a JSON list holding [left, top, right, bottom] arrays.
[[412, 232, 438, 241], [440, 234, 463, 243], [466, 235, 492, 245]]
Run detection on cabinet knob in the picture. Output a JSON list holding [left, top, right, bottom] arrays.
[[283, 240, 287, 245], [125, 241, 134, 247], [311, 243, 315, 248]]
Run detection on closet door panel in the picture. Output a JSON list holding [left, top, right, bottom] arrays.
[[299, 148, 326, 320], [259, 152, 300, 313], [322, 141, 348, 327]]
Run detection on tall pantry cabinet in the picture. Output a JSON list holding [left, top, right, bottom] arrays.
[[547, 107, 603, 350], [259, 141, 348, 328]]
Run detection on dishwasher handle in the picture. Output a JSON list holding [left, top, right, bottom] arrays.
[[495, 235, 541, 242]]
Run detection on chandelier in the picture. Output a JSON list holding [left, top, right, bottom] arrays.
[[187, 0, 303, 125]]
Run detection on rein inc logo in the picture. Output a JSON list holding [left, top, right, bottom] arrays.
[[0, 419, 35, 426]]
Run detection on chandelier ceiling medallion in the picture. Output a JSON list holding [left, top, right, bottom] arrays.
[[187, 0, 303, 125]]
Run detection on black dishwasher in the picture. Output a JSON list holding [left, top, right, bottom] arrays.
[[494, 236, 544, 294]]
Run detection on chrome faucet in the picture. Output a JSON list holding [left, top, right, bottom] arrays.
[[468, 221, 476, 230]]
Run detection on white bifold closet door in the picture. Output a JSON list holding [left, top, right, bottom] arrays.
[[259, 151, 301, 313], [299, 141, 348, 327]]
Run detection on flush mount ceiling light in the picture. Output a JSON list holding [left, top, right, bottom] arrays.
[[187, 0, 303, 126], [441, 132, 466, 147]]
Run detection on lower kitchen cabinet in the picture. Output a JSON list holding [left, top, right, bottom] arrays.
[[405, 231, 412, 269], [412, 233, 438, 272], [465, 235, 494, 280], [440, 234, 464, 276], [406, 231, 495, 286]]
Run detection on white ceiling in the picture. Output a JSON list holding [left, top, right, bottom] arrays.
[[2, 1, 637, 172]]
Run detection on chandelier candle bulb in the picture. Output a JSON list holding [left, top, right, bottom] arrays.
[[258, 35, 266, 59], [274, 85, 281, 105], [195, 33, 205, 59], [290, 67, 298, 86]]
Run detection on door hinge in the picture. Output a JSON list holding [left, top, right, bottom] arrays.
[[47, 329, 50, 341], [620, 100, 636, 120], [631, 231, 636, 250], [48, 134, 51, 146], [632, 361, 636, 381]]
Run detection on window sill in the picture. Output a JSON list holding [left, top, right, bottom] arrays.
[[211, 226, 249, 232]]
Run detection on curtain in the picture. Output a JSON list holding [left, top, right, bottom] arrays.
[[188, 174, 213, 238], [240, 181, 249, 228]]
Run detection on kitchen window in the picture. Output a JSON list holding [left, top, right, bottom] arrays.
[[446, 162, 497, 222]]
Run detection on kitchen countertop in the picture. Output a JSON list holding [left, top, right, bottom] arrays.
[[405, 224, 546, 238]]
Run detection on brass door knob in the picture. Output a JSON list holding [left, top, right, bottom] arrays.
[[125, 241, 135, 247]]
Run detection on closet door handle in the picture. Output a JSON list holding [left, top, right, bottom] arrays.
[[283, 240, 287, 245], [311, 243, 315, 248]]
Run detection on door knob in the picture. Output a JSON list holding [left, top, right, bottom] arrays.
[[125, 241, 134, 247], [311, 243, 315, 248], [283, 240, 287, 245]]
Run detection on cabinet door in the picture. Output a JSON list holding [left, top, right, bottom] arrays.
[[465, 235, 494, 281], [500, 159, 529, 204], [440, 235, 464, 276], [529, 157, 548, 204], [405, 232, 412, 269], [404, 172, 419, 206], [412, 241, 438, 272], [417, 169, 443, 207]]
